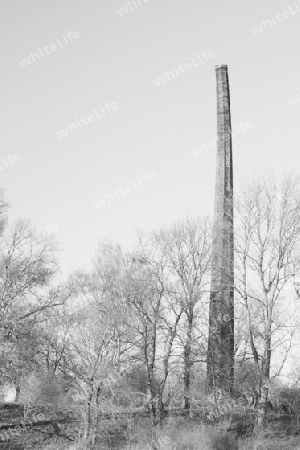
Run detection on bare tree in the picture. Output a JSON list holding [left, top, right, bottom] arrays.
[[151, 217, 211, 412], [123, 249, 166, 432], [0, 219, 59, 399], [64, 243, 130, 449], [234, 175, 300, 426], [123, 216, 212, 432]]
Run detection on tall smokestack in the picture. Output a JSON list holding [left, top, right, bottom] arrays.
[[206, 65, 234, 395]]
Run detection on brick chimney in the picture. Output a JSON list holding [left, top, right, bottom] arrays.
[[206, 65, 234, 395]]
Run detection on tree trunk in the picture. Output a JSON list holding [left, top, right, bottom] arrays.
[[183, 342, 191, 411], [256, 331, 271, 430], [15, 383, 21, 402], [256, 383, 268, 430], [81, 381, 100, 450], [157, 389, 165, 425], [183, 308, 193, 412]]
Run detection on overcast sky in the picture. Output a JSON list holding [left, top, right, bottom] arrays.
[[1, 0, 300, 276]]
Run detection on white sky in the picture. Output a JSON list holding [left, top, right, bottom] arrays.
[[1, 0, 300, 276]]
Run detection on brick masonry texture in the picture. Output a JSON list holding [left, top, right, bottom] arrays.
[[206, 65, 234, 394]]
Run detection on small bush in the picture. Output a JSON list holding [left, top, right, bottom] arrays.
[[210, 431, 238, 450]]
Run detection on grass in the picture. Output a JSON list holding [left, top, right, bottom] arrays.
[[120, 416, 300, 450], [3, 411, 300, 449]]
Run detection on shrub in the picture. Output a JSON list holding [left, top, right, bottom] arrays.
[[210, 431, 238, 450]]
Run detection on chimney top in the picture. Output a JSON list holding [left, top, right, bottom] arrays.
[[215, 65, 228, 69]]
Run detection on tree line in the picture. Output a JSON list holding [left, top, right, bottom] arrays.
[[1, 175, 300, 448]]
